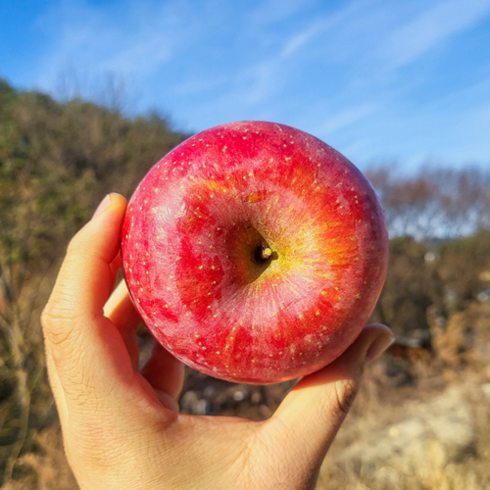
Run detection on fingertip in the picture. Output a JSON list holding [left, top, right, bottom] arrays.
[[141, 344, 185, 400], [339, 323, 394, 367], [92, 194, 112, 219], [92, 193, 127, 221], [69, 192, 127, 264], [108, 192, 128, 210], [295, 324, 393, 390], [363, 324, 394, 366], [153, 389, 180, 412]]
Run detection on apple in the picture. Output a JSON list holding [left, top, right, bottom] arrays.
[[121, 121, 388, 384]]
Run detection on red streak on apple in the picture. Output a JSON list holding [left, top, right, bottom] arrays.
[[121, 121, 388, 384]]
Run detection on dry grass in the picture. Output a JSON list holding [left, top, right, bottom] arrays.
[[2, 426, 77, 490], [316, 370, 490, 490], [315, 301, 490, 490]]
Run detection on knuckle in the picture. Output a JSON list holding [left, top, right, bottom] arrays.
[[41, 300, 81, 348]]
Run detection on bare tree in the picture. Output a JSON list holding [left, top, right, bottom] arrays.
[[55, 66, 138, 114], [366, 165, 490, 240]]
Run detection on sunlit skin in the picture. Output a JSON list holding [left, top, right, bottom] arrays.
[[122, 121, 389, 383]]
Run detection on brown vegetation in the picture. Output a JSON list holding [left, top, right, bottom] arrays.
[[0, 79, 187, 486], [1, 79, 490, 488]]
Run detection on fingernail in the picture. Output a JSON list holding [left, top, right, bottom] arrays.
[[92, 194, 112, 220], [364, 333, 394, 367]]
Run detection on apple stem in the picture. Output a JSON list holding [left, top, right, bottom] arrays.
[[261, 247, 273, 259]]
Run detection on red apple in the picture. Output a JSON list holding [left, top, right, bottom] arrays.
[[121, 121, 388, 384]]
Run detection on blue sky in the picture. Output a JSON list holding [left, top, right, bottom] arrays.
[[1, 0, 490, 172]]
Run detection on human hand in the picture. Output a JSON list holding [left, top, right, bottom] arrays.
[[41, 193, 394, 490]]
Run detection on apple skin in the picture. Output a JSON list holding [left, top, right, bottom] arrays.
[[121, 121, 388, 384]]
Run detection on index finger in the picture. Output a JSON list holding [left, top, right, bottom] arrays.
[[41, 193, 134, 388]]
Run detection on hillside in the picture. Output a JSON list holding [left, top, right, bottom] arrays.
[[1, 79, 490, 489], [0, 79, 188, 484]]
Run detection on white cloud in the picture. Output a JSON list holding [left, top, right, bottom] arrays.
[[35, 0, 207, 89], [22, 0, 490, 169], [376, 0, 490, 69], [281, 24, 322, 58], [314, 104, 378, 136], [249, 0, 311, 25]]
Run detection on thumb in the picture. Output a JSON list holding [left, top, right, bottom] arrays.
[[263, 324, 393, 472]]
